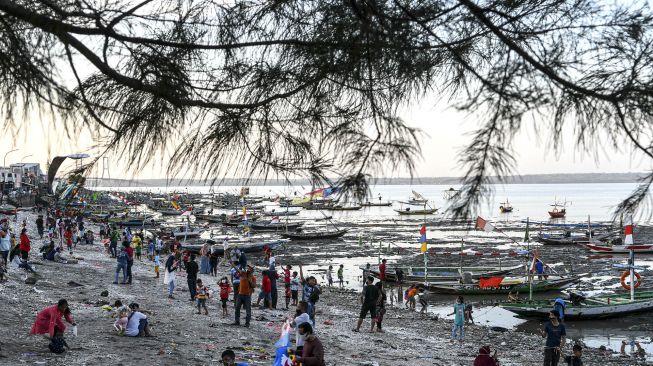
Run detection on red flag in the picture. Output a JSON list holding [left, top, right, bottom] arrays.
[[475, 216, 495, 232], [479, 277, 504, 288]]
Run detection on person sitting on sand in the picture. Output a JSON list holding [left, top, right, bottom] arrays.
[[473, 345, 499, 366], [124, 303, 151, 337], [295, 322, 325, 366], [113, 306, 130, 335], [221, 349, 249, 366], [31, 299, 76, 339]]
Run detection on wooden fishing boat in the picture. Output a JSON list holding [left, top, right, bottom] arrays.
[[171, 228, 204, 238], [537, 233, 589, 245], [263, 210, 300, 216], [500, 291, 653, 320], [250, 221, 304, 231], [361, 201, 392, 207], [548, 200, 567, 218], [426, 276, 580, 295], [394, 208, 437, 215], [584, 243, 653, 254], [116, 218, 157, 227], [327, 205, 362, 211], [365, 264, 524, 283], [182, 239, 288, 254], [193, 213, 224, 223], [499, 199, 513, 213], [281, 229, 348, 240]]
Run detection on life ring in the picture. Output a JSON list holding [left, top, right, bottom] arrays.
[[620, 271, 642, 290]]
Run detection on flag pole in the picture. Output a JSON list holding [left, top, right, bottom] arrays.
[[526, 217, 533, 301]]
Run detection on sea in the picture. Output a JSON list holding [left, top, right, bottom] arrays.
[[100, 182, 653, 360]]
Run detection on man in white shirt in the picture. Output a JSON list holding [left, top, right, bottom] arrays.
[[124, 303, 151, 337]]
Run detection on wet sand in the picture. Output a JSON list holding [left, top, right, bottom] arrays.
[[0, 211, 650, 365]]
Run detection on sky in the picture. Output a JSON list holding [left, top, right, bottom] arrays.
[[3, 0, 652, 180], [6, 97, 649, 181]]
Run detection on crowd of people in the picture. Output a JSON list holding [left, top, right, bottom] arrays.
[[1, 207, 605, 366]]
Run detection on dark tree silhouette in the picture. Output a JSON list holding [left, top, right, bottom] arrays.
[[1, 0, 652, 218]]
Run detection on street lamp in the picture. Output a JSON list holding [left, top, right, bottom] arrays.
[[20, 154, 33, 164], [3, 149, 17, 167]]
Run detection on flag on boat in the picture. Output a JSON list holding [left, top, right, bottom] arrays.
[[624, 216, 634, 245], [475, 216, 495, 232], [181, 208, 192, 216], [479, 277, 504, 288], [171, 201, 180, 210], [419, 224, 427, 253]]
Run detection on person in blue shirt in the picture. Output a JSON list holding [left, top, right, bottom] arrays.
[[540, 310, 566, 366], [535, 258, 548, 280], [448, 295, 466, 342], [553, 297, 566, 323], [221, 349, 249, 366]]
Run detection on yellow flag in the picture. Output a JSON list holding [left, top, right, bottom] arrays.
[[420, 242, 427, 253]]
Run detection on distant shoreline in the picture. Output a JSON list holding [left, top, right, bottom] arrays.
[[85, 172, 647, 187]]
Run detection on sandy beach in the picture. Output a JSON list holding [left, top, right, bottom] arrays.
[[0, 210, 650, 366]]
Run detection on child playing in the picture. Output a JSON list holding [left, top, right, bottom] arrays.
[[327, 265, 334, 287], [218, 277, 230, 317], [134, 239, 142, 261], [154, 250, 160, 278], [337, 264, 344, 287], [290, 271, 300, 306], [49, 328, 70, 354], [113, 306, 130, 335], [195, 279, 210, 315], [406, 285, 417, 310], [256, 272, 272, 309]]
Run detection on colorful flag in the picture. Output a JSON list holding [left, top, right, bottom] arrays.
[[475, 216, 495, 232], [419, 224, 427, 253], [272, 321, 292, 366], [171, 201, 180, 210], [181, 208, 192, 216], [624, 216, 634, 245]]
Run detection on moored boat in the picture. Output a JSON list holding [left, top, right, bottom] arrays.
[[394, 207, 437, 215], [365, 264, 524, 283], [426, 276, 580, 295], [281, 229, 348, 240], [500, 291, 653, 320], [584, 242, 653, 254], [499, 199, 513, 213]]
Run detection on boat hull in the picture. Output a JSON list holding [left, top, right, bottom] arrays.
[[501, 292, 653, 320], [427, 277, 580, 295], [584, 243, 653, 254], [366, 264, 524, 283], [394, 209, 437, 215], [281, 229, 348, 240]]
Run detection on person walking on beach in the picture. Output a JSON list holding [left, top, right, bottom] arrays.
[[35, 215, 44, 239], [31, 299, 76, 339], [337, 264, 344, 287], [540, 310, 566, 366], [448, 296, 466, 343], [164, 252, 180, 299], [219, 276, 231, 317], [109, 227, 119, 257], [283, 264, 292, 309], [299, 265, 320, 324], [114, 244, 129, 284], [379, 259, 387, 283], [354, 276, 379, 332], [195, 278, 210, 315], [200, 242, 211, 274], [290, 271, 300, 306], [234, 265, 256, 327], [154, 250, 161, 278], [326, 265, 333, 287], [186, 253, 199, 301], [373, 281, 387, 332], [125, 240, 134, 284], [230, 261, 241, 302], [362, 263, 371, 284], [0, 230, 10, 268], [256, 270, 272, 309], [209, 246, 219, 276], [19, 228, 31, 260]]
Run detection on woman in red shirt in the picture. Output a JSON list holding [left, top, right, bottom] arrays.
[[31, 299, 76, 338], [19, 228, 31, 260]]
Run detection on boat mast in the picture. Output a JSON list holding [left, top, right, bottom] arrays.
[[526, 217, 533, 301]]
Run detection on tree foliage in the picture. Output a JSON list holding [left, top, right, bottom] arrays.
[[1, 0, 653, 218]]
